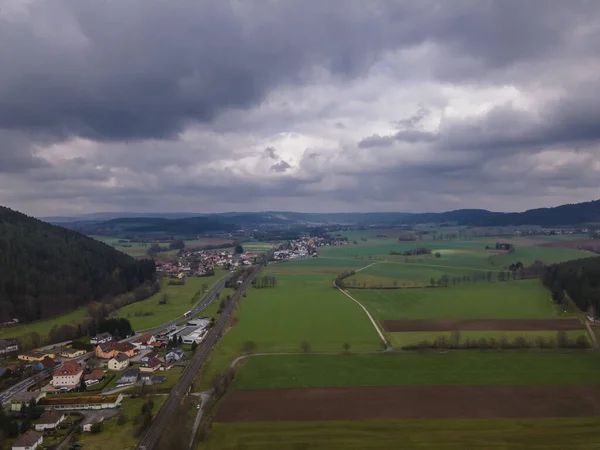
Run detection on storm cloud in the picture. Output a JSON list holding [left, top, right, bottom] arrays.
[[1, 0, 600, 215]]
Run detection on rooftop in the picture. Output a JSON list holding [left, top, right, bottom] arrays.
[[12, 430, 42, 447]]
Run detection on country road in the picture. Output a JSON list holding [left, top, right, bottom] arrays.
[[136, 265, 263, 450]]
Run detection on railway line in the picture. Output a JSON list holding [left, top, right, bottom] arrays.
[[136, 265, 262, 450]]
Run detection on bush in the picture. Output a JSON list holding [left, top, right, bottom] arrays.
[[513, 336, 528, 348], [300, 341, 311, 353], [576, 335, 591, 349]]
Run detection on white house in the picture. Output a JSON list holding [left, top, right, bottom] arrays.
[[82, 416, 104, 432], [11, 430, 43, 450], [90, 332, 113, 345], [0, 339, 18, 355], [51, 360, 83, 390], [34, 411, 65, 431], [108, 353, 129, 371], [132, 334, 157, 350]]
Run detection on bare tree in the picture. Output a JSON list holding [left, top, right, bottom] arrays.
[[300, 341, 311, 353]]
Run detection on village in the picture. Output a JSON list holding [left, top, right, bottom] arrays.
[[0, 316, 213, 450], [272, 235, 349, 261], [154, 248, 257, 279]]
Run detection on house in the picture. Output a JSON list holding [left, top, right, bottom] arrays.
[[140, 357, 162, 373], [165, 349, 185, 363], [38, 393, 123, 410], [108, 353, 129, 371], [116, 368, 139, 385], [140, 351, 158, 364], [18, 351, 47, 363], [82, 416, 104, 432], [34, 410, 65, 431], [133, 334, 157, 350], [114, 342, 136, 357], [0, 339, 18, 355], [11, 429, 43, 450], [51, 360, 83, 390], [59, 348, 86, 359], [133, 334, 156, 350], [90, 332, 113, 345], [95, 342, 117, 359], [10, 391, 46, 412], [159, 361, 172, 371], [84, 369, 106, 382]]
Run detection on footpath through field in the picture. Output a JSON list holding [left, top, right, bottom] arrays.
[[333, 262, 388, 348]]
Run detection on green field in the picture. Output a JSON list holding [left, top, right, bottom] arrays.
[[350, 279, 561, 320], [111, 272, 225, 330], [199, 418, 600, 450], [232, 352, 600, 389], [318, 238, 592, 271], [197, 270, 381, 389], [0, 307, 88, 342]]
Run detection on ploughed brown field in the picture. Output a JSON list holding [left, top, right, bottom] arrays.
[[539, 239, 600, 252], [216, 386, 600, 422], [380, 318, 584, 332]]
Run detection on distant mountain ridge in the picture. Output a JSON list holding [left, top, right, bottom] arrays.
[[41, 199, 600, 230]]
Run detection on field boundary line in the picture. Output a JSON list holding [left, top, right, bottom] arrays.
[[333, 264, 388, 348]]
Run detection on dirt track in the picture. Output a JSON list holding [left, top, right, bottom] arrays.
[[216, 386, 600, 422], [380, 318, 584, 332]]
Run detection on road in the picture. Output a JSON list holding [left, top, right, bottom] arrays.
[[188, 390, 212, 450], [0, 274, 231, 404], [585, 320, 599, 349], [136, 265, 262, 450]]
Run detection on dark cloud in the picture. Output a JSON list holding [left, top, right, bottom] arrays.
[[270, 160, 291, 173], [2, 0, 600, 215], [394, 107, 429, 129]]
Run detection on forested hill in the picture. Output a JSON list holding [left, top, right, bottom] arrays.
[[0, 206, 156, 323], [542, 257, 600, 314]]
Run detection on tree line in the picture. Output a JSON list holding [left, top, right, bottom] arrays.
[[403, 330, 590, 350], [252, 275, 277, 288]]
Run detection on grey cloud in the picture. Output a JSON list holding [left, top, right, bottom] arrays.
[[0, 131, 50, 173], [264, 147, 278, 159], [3, 0, 600, 215], [394, 108, 429, 129], [4, 1, 597, 143], [358, 130, 438, 148], [270, 160, 291, 173]]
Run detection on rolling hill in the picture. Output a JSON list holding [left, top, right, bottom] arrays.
[[0, 206, 156, 323]]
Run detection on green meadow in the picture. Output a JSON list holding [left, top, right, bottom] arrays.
[[197, 268, 381, 389], [350, 279, 561, 320], [0, 307, 88, 342], [233, 351, 600, 389]]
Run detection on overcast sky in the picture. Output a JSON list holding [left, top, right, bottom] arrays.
[[2, 0, 600, 216]]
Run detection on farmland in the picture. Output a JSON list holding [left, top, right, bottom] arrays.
[[196, 266, 381, 389], [194, 235, 600, 448], [350, 280, 561, 320], [232, 352, 600, 389], [199, 418, 600, 450]]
